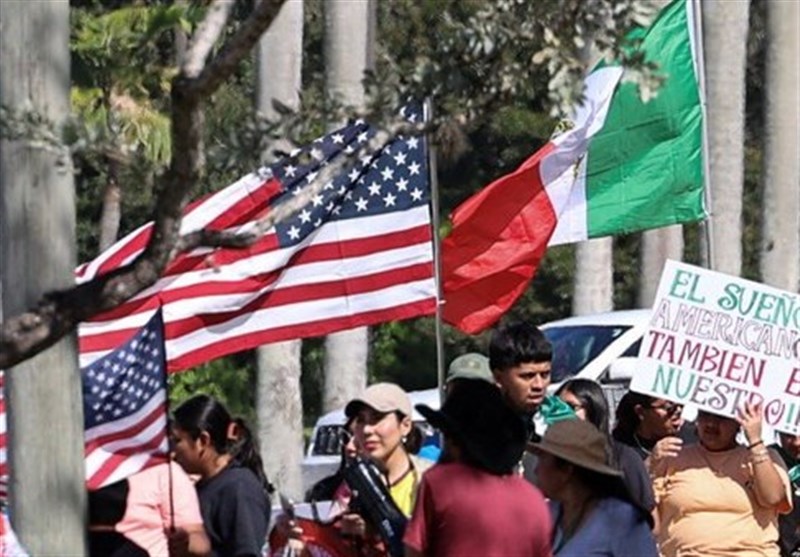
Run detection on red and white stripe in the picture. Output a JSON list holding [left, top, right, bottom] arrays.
[[84, 389, 168, 490]]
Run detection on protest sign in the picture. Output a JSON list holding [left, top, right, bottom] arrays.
[[629, 260, 800, 435]]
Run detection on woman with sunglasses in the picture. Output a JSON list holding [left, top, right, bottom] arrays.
[[649, 403, 792, 556], [612, 391, 691, 459]]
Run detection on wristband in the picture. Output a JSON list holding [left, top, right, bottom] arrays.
[[747, 440, 764, 450]]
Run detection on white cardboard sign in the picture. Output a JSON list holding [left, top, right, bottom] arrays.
[[629, 260, 800, 435]]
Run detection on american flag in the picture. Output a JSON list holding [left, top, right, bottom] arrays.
[[83, 309, 169, 490], [77, 106, 436, 371]]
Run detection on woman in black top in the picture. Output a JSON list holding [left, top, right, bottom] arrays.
[[172, 395, 272, 557], [556, 379, 656, 515]]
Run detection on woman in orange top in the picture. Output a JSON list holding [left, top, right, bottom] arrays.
[[649, 402, 792, 557]]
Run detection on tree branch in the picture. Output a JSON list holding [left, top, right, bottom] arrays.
[[182, 0, 236, 78], [0, 0, 288, 369], [188, 0, 288, 97]]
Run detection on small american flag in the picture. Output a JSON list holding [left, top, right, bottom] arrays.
[[78, 105, 436, 371], [83, 309, 169, 490], [0, 508, 28, 557]]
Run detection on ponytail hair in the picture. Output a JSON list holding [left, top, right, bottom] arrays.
[[229, 417, 274, 494], [173, 395, 274, 495], [612, 391, 653, 441]]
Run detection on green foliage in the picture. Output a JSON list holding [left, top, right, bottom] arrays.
[[367, 0, 659, 123], [168, 355, 257, 425], [70, 4, 195, 95]]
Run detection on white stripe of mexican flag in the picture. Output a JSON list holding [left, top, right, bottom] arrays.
[[546, 0, 706, 246]]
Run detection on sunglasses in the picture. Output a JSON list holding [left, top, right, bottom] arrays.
[[648, 402, 683, 416]]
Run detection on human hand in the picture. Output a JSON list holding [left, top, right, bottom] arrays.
[[166, 527, 189, 557], [736, 401, 763, 446], [647, 436, 682, 474], [339, 513, 366, 538]]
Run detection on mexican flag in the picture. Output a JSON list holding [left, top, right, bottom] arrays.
[[442, 0, 705, 334]]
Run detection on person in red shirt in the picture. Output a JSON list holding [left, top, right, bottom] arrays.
[[404, 379, 552, 557]]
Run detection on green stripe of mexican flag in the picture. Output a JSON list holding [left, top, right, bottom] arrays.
[[547, 0, 706, 246]]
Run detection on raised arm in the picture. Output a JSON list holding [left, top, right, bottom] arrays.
[[739, 402, 792, 511]]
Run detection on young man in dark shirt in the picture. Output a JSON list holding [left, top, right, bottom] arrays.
[[489, 321, 553, 442], [489, 322, 553, 484]]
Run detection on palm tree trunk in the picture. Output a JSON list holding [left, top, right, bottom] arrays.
[[573, 238, 613, 315], [703, 0, 750, 276], [322, 0, 372, 412], [254, 0, 305, 500], [98, 158, 122, 251], [760, 0, 799, 291], [0, 1, 87, 552], [638, 225, 683, 307]]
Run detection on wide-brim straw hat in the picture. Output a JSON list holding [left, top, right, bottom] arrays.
[[528, 419, 622, 478]]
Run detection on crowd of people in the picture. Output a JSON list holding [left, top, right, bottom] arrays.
[[88, 321, 799, 557]]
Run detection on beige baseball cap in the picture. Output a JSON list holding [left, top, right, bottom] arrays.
[[345, 383, 413, 418]]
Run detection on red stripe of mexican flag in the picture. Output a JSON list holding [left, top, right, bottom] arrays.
[[442, 0, 705, 334]]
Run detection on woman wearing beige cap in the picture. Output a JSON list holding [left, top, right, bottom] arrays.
[[275, 384, 429, 554], [344, 383, 432, 518], [530, 419, 657, 556]]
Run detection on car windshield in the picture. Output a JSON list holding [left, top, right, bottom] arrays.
[[544, 325, 632, 383]]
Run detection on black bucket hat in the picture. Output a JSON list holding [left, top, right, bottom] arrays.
[[416, 379, 525, 475]]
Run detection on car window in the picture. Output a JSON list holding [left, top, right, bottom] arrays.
[[544, 325, 632, 383], [621, 339, 642, 357], [311, 425, 346, 456]]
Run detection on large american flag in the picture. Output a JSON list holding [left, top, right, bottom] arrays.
[[77, 107, 436, 371], [83, 309, 169, 490]]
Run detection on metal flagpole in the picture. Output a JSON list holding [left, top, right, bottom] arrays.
[[158, 308, 176, 533], [423, 98, 447, 403], [690, 0, 716, 269], [167, 451, 176, 532]]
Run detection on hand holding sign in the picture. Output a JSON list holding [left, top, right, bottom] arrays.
[[736, 401, 764, 447]]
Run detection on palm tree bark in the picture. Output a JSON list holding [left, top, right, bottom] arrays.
[[254, 0, 305, 500], [98, 159, 122, 251], [760, 0, 799, 291], [322, 0, 372, 412], [638, 225, 683, 307], [703, 0, 750, 276], [573, 238, 613, 315], [0, 1, 87, 551]]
